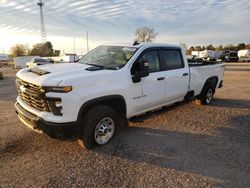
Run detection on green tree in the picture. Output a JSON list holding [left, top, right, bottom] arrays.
[[206, 44, 215, 51], [186, 49, 192, 55], [10, 44, 29, 57], [194, 46, 203, 51], [29, 41, 54, 57], [215, 45, 224, 51], [53, 50, 61, 56], [224, 44, 235, 51], [134, 26, 158, 42], [190, 46, 195, 51], [237, 43, 246, 50]]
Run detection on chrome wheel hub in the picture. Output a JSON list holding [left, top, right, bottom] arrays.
[[94, 117, 115, 145], [206, 89, 213, 104]]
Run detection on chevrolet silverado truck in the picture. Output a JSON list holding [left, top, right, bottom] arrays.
[[15, 43, 224, 149]]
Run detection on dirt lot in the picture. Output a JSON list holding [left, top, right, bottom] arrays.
[[0, 63, 250, 188]]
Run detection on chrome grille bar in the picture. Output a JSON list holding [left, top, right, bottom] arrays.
[[16, 78, 50, 112]]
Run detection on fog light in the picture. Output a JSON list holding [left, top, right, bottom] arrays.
[[55, 101, 62, 108], [47, 98, 63, 116]]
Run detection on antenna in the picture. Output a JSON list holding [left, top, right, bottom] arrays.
[[37, 0, 47, 42]]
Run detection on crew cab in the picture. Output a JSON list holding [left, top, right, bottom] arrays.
[[15, 43, 224, 149]]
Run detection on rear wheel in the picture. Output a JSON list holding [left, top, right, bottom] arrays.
[[198, 83, 214, 105], [79, 105, 118, 149]]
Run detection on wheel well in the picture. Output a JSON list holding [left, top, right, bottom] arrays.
[[204, 76, 218, 92], [77, 95, 127, 122]]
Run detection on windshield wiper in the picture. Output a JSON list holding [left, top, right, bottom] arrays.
[[84, 63, 118, 70], [85, 63, 104, 68]]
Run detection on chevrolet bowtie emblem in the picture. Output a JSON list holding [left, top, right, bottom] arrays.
[[20, 85, 27, 93]]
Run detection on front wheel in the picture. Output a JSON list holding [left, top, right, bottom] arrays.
[[79, 105, 118, 149]]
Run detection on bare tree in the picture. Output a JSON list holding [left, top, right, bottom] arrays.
[[10, 44, 29, 57], [134, 27, 158, 42], [180, 43, 188, 50]]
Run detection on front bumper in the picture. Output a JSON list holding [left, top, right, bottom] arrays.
[[15, 102, 80, 140]]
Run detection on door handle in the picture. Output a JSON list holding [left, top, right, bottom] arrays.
[[157, 77, 165, 81], [182, 73, 189, 76]]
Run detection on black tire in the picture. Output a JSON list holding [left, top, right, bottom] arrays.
[[80, 105, 118, 149], [198, 82, 214, 105]]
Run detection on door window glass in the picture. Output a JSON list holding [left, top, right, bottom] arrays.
[[161, 50, 184, 70], [141, 51, 160, 72]]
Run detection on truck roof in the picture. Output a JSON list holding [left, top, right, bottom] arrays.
[[103, 42, 181, 49]]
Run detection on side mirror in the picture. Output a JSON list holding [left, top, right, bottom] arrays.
[[132, 60, 149, 83]]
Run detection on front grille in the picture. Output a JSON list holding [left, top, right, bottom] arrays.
[[16, 77, 50, 112]]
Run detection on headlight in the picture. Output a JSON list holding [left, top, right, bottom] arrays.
[[42, 86, 72, 93]]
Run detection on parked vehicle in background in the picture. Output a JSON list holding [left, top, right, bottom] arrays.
[[223, 51, 239, 62], [26, 58, 53, 68], [0, 65, 3, 79], [199, 50, 217, 61], [191, 51, 201, 59], [0, 54, 9, 64], [46, 58, 55, 64], [15, 43, 224, 149], [14, 56, 41, 69], [238, 49, 250, 62], [63, 53, 78, 63]]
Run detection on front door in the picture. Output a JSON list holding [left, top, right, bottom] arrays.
[[130, 49, 166, 114]]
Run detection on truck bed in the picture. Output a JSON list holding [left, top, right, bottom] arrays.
[[189, 60, 224, 96], [188, 59, 222, 66]]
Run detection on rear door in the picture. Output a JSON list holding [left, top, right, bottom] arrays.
[[159, 48, 189, 102]]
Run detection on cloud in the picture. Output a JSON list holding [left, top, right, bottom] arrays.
[[0, 0, 249, 51]]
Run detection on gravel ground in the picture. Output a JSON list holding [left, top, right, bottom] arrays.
[[0, 63, 250, 188]]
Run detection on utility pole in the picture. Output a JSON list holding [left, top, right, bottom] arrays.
[[86, 30, 89, 53], [37, 0, 47, 42], [73, 37, 76, 62], [73, 37, 76, 54]]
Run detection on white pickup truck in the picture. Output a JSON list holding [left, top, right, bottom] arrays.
[[15, 43, 224, 149]]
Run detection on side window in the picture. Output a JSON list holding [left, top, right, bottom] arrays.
[[161, 50, 184, 70], [131, 50, 160, 75], [141, 50, 160, 72]]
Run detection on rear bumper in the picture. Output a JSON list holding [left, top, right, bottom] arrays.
[[15, 102, 80, 140]]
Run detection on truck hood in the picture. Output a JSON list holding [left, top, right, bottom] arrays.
[[16, 63, 95, 86]]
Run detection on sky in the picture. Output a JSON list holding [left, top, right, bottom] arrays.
[[0, 0, 250, 55]]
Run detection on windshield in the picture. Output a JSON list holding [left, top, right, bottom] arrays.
[[78, 45, 137, 70]]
